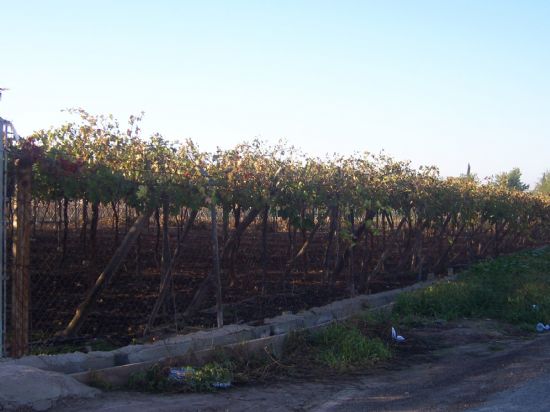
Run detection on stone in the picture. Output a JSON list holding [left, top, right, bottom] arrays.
[[3, 355, 50, 371], [38, 352, 89, 374], [0, 364, 99, 411]]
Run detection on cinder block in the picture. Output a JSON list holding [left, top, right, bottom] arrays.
[[301, 310, 335, 328], [251, 324, 272, 339], [82, 351, 115, 371], [163, 339, 193, 358], [128, 345, 171, 364], [265, 314, 306, 335]]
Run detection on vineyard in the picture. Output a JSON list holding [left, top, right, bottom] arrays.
[[4, 110, 550, 356]]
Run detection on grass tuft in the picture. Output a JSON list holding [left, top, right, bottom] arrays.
[[312, 323, 391, 369], [284, 322, 391, 371]]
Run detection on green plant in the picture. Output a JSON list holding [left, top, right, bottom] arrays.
[[186, 362, 233, 392], [393, 248, 550, 325], [127, 362, 233, 393], [284, 322, 391, 371], [312, 324, 391, 369]]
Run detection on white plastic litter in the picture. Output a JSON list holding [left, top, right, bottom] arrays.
[[168, 367, 195, 382], [391, 327, 406, 342], [211, 381, 232, 389], [536, 323, 550, 333], [168, 367, 232, 389]]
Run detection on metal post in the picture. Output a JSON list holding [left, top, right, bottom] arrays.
[[0, 116, 20, 357], [0, 119, 8, 357], [0, 120, 6, 358]]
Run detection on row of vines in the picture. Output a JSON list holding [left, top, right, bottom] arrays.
[[6, 110, 550, 355]]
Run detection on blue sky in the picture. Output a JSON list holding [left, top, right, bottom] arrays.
[[1, 0, 549, 186]]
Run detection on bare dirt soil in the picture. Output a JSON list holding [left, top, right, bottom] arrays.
[[54, 319, 550, 411]]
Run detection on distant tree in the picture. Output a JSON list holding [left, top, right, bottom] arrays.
[[535, 170, 550, 195], [492, 168, 529, 191], [460, 163, 478, 182]]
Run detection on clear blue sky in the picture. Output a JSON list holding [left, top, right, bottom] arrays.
[[1, 0, 549, 186]]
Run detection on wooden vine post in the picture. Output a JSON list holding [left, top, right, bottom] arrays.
[[60, 209, 154, 337], [144, 209, 198, 335], [183, 167, 282, 320], [204, 166, 223, 328], [11, 158, 32, 357], [210, 194, 223, 328]]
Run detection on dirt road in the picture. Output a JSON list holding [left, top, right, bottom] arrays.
[[55, 320, 550, 411]]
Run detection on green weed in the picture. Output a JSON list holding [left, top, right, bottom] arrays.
[[393, 248, 550, 325], [127, 361, 233, 393], [284, 322, 391, 371], [312, 324, 391, 369]]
